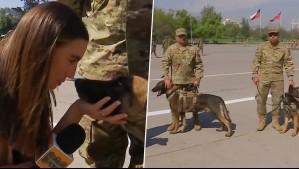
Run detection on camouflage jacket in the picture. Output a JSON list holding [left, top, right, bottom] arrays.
[[161, 43, 204, 84], [58, 0, 151, 80], [252, 41, 295, 82]]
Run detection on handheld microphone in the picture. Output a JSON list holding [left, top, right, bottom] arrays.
[[36, 123, 86, 168]]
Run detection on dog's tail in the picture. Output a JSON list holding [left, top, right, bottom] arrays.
[[220, 103, 231, 122]]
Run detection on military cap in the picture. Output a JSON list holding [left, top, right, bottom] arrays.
[[176, 28, 187, 36], [268, 27, 279, 34]]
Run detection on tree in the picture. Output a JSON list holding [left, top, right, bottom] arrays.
[[193, 5, 223, 40], [152, 8, 175, 42], [21, 0, 48, 12], [240, 17, 250, 38], [223, 22, 240, 39], [0, 7, 23, 34], [173, 9, 197, 42], [0, 15, 12, 34]]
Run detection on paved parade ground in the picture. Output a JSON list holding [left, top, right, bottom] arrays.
[[145, 44, 299, 167]]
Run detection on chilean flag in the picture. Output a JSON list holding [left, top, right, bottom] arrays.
[[270, 12, 281, 22], [249, 9, 261, 21]]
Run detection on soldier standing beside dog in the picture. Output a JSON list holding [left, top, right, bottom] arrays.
[[251, 27, 295, 131], [161, 28, 204, 131]]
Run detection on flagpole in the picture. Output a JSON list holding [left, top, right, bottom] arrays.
[[260, 11, 262, 37], [280, 12, 282, 27]]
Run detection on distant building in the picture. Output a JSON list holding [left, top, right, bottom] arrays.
[[222, 18, 241, 27], [291, 19, 299, 30]]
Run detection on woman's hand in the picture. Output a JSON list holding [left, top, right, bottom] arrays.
[[74, 97, 128, 125], [54, 97, 128, 134]]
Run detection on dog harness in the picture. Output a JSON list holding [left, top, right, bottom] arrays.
[[178, 90, 197, 112]]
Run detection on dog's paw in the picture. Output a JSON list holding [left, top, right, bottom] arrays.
[[225, 132, 233, 137], [169, 131, 179, 134], [291, 132, 297, 137], [194, 125, 201, 131], [167, 125, 175, 131], [216, 128, 223, 132], [180, 128, 186, 133]]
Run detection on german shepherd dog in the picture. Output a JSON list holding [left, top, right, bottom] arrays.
[[152, 80, 233, 137], [74, 75, 147, 142], [281, 85, 299, 137]]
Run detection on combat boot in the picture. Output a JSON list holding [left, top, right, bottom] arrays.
[[257, 115, 266, 131], [272, 116, 282, 131]]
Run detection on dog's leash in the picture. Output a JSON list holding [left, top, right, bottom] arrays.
[[255, 85, 283, 112]]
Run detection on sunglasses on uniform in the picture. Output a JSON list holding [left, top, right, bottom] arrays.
[[268, 33, 279, 37]]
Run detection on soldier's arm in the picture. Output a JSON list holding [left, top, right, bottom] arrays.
[[161, 48, 171, 79], [194, 49, 204, 81], [251, 45, 262, 78], [284, 48, 295, 81]]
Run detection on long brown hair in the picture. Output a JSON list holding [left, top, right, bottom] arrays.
[[0, 2, 88, 158]]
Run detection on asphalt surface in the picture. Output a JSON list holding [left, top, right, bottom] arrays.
[[145, 44, 299, 167]]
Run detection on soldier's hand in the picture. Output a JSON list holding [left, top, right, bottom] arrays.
[[252, 77, 259, 86], [289, 80, 295, 87], [194, 80, 200, 87], [164, 79, 172, 89]]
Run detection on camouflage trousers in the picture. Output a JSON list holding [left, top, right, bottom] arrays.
[[198, 45, 203, 56], [255, 80, 284, 116], [78, 115, 144, 168]]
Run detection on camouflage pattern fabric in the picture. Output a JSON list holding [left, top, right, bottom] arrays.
[[57, 0, 151, 168], [256, 81, 284, 116], [78, 0, 129, 81], [126, 0, 152, 79], [252, 41, 294, 82], [162, 38, 169, 55], [197, 38, 203, 56], [151, 41, 157, 57], [161, 43, 204, 84]]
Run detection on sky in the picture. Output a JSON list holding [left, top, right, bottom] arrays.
[[154, 0, 299, 31], [0, 0, 55, 8], [0, 0, 23, 8]]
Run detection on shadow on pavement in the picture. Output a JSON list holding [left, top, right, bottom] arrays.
[[183, 111, 236, 136], [146, 124, 169, 147]]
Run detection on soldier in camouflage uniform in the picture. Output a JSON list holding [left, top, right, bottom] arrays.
[[251, 27, 295, 132], [57, 0, 151, 168], [161, 28, 204, 131], [197, 38, 203, 56], [162, 37, 169, 55]]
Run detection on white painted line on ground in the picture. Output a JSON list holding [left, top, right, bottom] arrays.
[[147, 95, 272, 117], [151, 69, 299, 81]]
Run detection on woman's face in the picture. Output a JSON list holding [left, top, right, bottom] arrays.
[[48, 39, 88, 90]]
